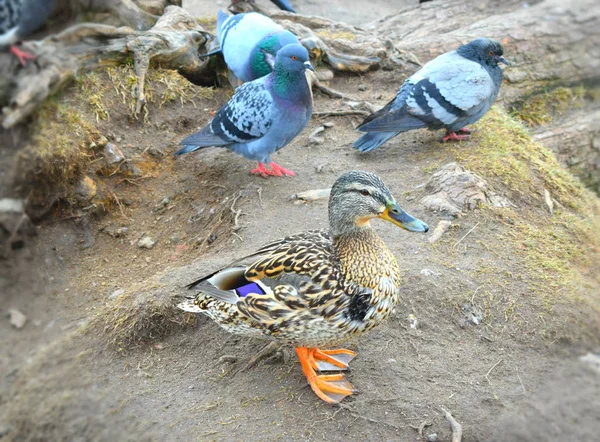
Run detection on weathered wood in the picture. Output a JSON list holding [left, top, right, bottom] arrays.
[[0, 5, 216, 128], [371, 0, 600, 103], [533, 107, 600, 193]]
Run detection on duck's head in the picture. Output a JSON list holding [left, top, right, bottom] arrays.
[[328, 170, 429, 237]]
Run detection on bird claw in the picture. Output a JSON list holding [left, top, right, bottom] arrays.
[[10, 46, 38, 66], [441, 131, 470, 142], [250, 162, 296, 178], [268, 162, 296, 177]]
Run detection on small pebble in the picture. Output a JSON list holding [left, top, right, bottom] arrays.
[[427, 434, 438, 442], [138, 236, 157, 249], [109, 289, 125, 300], [8, 309, 27, 329], [219, 355, 238, 364], [358, 83, 368, 91]]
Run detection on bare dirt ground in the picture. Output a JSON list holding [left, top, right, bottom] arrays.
[[1, 1, 599, 441]]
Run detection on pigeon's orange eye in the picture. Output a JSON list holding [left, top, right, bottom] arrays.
[[488, 51, 494, 56], [291, 55, 297, 60]]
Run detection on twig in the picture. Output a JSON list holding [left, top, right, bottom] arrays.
[[338, 404, 402, 431], [440, 407, 462, 442], [230, 191, 244, 232], [417, 421, 432, 438], [256, 186, 264, 208], [516, 366, 527, 394], [314, 110, 370, 118], [485, 358, 503, 386], [313, 81, 378, 113], [231, 342, 282, 377], [110, 191, 128, 219], [453, 222, 480, 249]]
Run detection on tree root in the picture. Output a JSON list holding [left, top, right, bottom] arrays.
[[440, 407, 463, 442], [1, 5, 216, 128]]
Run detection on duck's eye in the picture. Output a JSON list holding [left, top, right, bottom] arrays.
[[488, 51, 494, 56], [360, 189, 370, 196], [291, 55, 298, 60]]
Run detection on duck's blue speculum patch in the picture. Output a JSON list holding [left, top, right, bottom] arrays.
[[235, 281, 266, 298]]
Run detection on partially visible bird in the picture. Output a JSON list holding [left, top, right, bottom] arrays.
[[216, 10, 300, 83], [353, 38, 508, 152], [175, 43, 313, 178], [178, 170, 429, 403], [0, 0, 56, 66], [230, 0, 296, 13]]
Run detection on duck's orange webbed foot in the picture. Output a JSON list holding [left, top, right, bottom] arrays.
[[295, 347, 358, 404]]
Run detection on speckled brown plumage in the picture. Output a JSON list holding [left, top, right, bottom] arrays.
[[178, 170, 429, 403]]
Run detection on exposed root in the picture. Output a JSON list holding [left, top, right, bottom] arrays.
[[440, 407, 463, 442]]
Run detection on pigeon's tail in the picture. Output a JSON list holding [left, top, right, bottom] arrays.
[[174, 126, 230, 156], [353, 131, 399, 152], [216, 9, 229, 36], [270, 0, 295, 12]]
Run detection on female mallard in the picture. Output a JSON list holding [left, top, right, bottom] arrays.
[[179, 170, 429, 403]]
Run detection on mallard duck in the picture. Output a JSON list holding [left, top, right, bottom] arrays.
[[178, 170, 429, 403]]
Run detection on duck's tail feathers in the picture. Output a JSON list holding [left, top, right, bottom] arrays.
[[177, 298, 204, 313], [353, 131, 399, 152], [174, 126, 230, 156]]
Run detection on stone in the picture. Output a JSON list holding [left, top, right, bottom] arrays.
[[137, 236, 157, 249], [0, 198, 24, 213], [109, 289, 125, 300], [308, 126, 325, 145], [103, 142, 125, 164], [97, 135, 109, 148], [8, 309, 27, 329], [73, 176, 97, 203]]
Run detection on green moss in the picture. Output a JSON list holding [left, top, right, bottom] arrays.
[[446, 107, 600, 330], [511, 86, 585, 127], [17, 96, 99, 194], [451, 107, 586, 209]]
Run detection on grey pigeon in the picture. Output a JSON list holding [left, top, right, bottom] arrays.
[[353, 38, 508, 152], [216, 10, 299, 83], [175, 43, 314, 178], [0, 0, 56, 65]]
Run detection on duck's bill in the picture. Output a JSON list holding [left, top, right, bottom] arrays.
[[379, 204, 429, 233], [304, 61, 315, 71]]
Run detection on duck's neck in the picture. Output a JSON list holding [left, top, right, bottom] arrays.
[[332, 227, 400, 291]]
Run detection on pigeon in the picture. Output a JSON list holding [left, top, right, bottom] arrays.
[[216, 10, 300, 83], [353, 38, 508, 152], [0, 0, 56, 66], [175, 44, 314, 178], [230, 0, 295, 13]]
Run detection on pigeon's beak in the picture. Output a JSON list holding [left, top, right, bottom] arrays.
[[379, 202, 429, 233], [497, 55, 509, 66], [304, 61, 315, 72]]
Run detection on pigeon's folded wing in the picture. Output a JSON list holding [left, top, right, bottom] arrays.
[[210, 81, 275, 143], [414, 54, 496, 113]]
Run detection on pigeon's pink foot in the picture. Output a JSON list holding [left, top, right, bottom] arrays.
[[442, 131, 470, 142], [250, 162, 271, 178], [456, 127, 474, 134], [268, 162, 296, 177], [10, 46, 37, 66]]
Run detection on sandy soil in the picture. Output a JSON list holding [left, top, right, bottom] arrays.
[[1, 1, 599, 441]]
